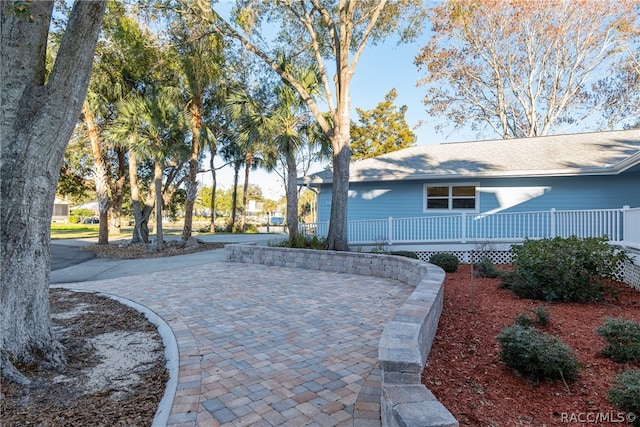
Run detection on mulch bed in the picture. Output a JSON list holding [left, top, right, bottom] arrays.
[[422, 264, 640, 426], [83, 240, 226, 259]]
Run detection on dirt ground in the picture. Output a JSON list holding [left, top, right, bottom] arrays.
[[1, 288, 168, 426], [423, 264, 640, 426]]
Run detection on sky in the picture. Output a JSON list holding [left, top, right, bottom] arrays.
[[206, 32, 475, 200]]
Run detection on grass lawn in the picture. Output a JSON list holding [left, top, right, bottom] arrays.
[[50, 222, 211, 240], [51, 224, 103, 239]]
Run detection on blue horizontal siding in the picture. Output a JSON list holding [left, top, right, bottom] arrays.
[[316, 172, 640, 223]]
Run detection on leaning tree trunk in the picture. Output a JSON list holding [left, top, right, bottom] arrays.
[[0, 1, 106, 384], [285, 147, 299, 237]]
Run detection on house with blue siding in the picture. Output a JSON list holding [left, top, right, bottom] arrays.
[[300, 130, 640, 263]]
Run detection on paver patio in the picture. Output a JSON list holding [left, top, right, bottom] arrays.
[[56, 261, 412, 426]]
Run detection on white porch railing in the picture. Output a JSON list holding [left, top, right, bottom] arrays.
[[300, 207, 639, 248]]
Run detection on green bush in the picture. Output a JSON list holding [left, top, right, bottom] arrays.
[[474, 257, 501, 278], [68, 215, 81, 224], [507, 236, 629, 303], [497, 323, 580, 382], [274, 233, 327, 250], [514, 313, 535, 328], [513, 306, 550, 328], [429, 253, 459, 272], [531, 305, 550, 326], [597, 317, 640, 363], [498, 270, 518, 289], [608, 369, 640, 426], [389, 251, 418, 259], [71, 208, 95, 218], [244, 224, 259, 234]]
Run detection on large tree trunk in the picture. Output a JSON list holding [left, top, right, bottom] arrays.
[[285, 147, 299, 237], [0, 1, 106, 383], [327, 129, 351, 251], [324, 22, 354, 251], [181, 100, 202, 244]]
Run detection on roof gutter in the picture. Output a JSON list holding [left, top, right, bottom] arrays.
[[299, 166, 635, 186]]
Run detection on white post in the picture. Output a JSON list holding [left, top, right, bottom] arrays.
[[622, 205, 630, 248], [461, 212, 467, 243], [550, 208, 556, 238], [388, 216, 393, 246]]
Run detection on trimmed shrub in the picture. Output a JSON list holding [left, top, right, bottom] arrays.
[[597, 317, 640, 363], [498, 270, 518, 289], [497, 323, 580, 382], [513, 306, 550, 328], [514, 313, 535, 328], [507, 236, 629, 303], [531, 305, 550, 327], [429, 253, 459, 273], [608, 369, 640, 426], [474, 257, 501, 278]]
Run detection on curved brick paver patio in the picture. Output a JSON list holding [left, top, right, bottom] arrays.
[[57, 261, 412, 426]]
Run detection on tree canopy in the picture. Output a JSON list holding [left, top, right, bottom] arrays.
[[415, 0, 640, 139], [350, 88, 416, 161], [180, 0, 427, 249]]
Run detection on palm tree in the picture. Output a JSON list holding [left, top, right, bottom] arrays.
[[108, 96, 148, 243], [264, 59, 326, 237], [225, 89, 268, 232], [110, 88, 188, 248], [172, 23, 224, 244]]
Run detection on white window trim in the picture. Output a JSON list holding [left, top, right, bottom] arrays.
[[423, 182, 479, 213]]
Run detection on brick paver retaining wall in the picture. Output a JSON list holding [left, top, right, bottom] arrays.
[[225, 244, 458, 427]]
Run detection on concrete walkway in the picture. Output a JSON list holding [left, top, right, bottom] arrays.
[[51, 235, 412, 426]]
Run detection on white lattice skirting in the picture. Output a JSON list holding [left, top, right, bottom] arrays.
[[415, 250, 640, 291]]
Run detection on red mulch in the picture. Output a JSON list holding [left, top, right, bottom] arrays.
[[422, 264, 640, 426]]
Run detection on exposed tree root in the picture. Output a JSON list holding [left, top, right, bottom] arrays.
[[0, 352, 30, 386]]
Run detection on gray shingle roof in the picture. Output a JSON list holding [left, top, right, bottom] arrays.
[[301, 129, 640, 184]]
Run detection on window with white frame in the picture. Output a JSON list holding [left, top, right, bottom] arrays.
[[424, 183, 477, 211]]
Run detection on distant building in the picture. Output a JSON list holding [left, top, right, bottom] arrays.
[[74, 201, 100, 216], [52, 198, 70, 223]]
